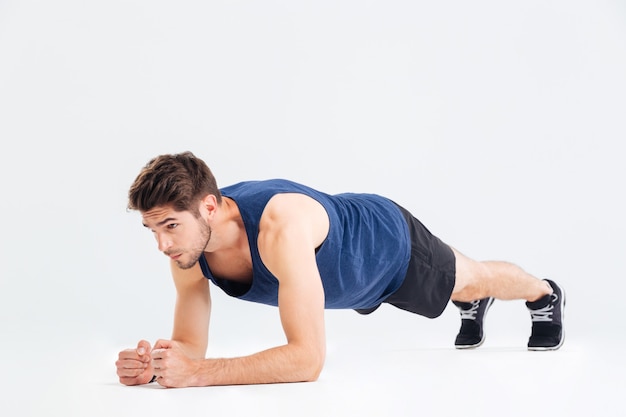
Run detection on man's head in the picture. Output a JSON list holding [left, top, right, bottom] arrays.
[[128, 151, 222, 216], [128, 152, 221, 269]]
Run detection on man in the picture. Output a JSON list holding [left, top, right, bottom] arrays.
[[115, 151, 565, 388]]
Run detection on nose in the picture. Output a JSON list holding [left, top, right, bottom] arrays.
[[156, 233, 172, 253]]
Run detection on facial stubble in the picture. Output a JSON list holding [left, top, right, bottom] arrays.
[[177, 218, 212, 270]]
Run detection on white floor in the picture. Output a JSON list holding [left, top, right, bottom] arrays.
[[3, 302, 622, 417]]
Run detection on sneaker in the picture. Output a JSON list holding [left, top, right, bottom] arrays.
[[526, 279, 565, 351], [453, 297, 495, 349]]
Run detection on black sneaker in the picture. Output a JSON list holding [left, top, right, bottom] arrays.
[[453, 297, 494, 349], [526, 279, 565, 351]]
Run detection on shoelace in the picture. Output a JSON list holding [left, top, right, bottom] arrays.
[[459, 299, 481, 320], [529, 294, 558, 322]]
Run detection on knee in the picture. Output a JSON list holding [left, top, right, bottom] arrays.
[[452, 277, 489, 302], [451, 252, 492, 302]]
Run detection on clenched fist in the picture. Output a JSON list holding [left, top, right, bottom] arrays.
[[116, 340, 155, 386], [150, 339, 203, 388]]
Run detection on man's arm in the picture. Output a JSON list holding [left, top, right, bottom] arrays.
[[169, 260, 211, 359], [151, 194, 329, 387], [115, 262, 209, 386]]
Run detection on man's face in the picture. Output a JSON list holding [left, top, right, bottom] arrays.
[[141, 205, 212, 270]]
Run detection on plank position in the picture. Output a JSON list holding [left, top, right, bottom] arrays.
[[116, 151, 565, 388]]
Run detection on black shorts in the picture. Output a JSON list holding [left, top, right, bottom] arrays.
[[355, 203, 456, 319]]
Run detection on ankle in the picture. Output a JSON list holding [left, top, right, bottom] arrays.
[[527, 280, 553, 303]]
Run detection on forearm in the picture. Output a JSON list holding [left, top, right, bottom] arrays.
[[194, 343, 325, 386]]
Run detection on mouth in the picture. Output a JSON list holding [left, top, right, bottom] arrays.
[[166, 253, 182, 260]]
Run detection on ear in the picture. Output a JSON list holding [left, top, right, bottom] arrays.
[[201, 194, 219, 217]]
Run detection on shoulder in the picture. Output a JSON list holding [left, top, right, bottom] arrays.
[[259, 193, 330, 248], [221, 179, 300, 195], [262, 193, 327, 224]]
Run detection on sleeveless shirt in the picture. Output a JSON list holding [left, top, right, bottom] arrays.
[[197, 179, 410, 309]]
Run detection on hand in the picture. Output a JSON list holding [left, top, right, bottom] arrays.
[[116, 340, 154, 386], [151, 339, 201, 388]]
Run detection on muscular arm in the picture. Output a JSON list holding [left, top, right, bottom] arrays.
[[117, 260, 210, 386], [203, 194, 327, 385], [156, 194, 329, 387], [170, 260, 211, 359]]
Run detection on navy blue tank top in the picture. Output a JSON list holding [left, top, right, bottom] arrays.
[[198, 179, 410, 309]]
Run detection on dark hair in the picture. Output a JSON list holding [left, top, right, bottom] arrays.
[[127, 151, 222, 214]]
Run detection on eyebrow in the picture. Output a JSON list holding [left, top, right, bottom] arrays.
[[142, 217, 178, 228]]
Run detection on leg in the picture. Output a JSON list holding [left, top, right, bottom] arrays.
[[449, 246, 565, 351], [450, 247, 552, 302]]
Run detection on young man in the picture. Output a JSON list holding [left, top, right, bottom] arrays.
[[115, 151, 565, 388]]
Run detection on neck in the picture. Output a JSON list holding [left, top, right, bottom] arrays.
[[205, 197, 246, 253]]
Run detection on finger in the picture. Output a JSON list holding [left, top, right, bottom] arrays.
[[116, 358, 149, 375], [119, 347, 150, 359], [151, 349, 171, 374], [120, 377, 138, 386], [120, 376, 146, 386], [117, 366, 146, 378], [136, 339, 152, 356], [118, 348, 139, 359], [116, 358, 149, 370], [118, 351, 151, 367], [151, 349, 168, 364], [153, 339, 172, 350]]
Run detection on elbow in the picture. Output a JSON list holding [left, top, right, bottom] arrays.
[[302, 360, 323, 383], [299, 347, 325, 382], [307, 364, 323, 382]]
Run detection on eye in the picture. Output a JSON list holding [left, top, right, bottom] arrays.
[[167, 223, 178, 229]]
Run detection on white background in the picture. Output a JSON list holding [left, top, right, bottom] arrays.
[[1, 1, 625, 416]]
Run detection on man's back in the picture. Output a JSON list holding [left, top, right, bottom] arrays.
[[198, 179, 411, 309]]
